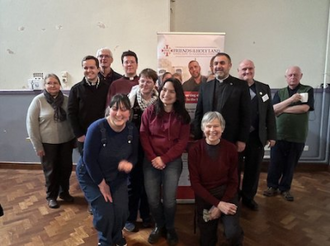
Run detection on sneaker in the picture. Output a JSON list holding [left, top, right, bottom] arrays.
[[263, 187, 278, 197], [148, 226, 166, 244], [167, 228, 179, 246], [124, 221, 137, 232], [115, 237, 127, 246], [48, 199, 59, 209], [281, 191, 294, 201], [59, 192, 74, 202]]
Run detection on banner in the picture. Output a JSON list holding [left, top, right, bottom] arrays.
[[157, 32, 225, 202]]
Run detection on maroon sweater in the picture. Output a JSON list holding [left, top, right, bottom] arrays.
[[140, 105, 190, 164], [188, 139, 238, 206], [106, 76, 139, 106]]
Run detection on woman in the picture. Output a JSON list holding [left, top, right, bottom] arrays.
[[140, 78, 190, 246], [76, 94, 138, 246], [124, 68, 158, 232], [188, 111, 243, 246], [26, 73, 75, 209]]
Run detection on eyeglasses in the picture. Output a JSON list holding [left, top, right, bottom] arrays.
[[139, 79, 154, 85], [98, 55, 111, 59]]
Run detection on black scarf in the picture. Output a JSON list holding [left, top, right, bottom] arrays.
[[43, 90, 67, 122]]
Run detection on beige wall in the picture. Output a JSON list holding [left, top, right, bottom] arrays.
[[170, 0, 330, 88], [0, 0, 170, 89]]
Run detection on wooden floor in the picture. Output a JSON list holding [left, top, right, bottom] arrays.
[[0, 169, 330, 246]]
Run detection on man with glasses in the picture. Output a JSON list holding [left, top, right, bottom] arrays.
[[106, 50, 139, 105], [96, 47, 122, 87]]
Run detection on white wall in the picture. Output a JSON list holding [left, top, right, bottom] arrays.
[[0, 0, 170, 89], [170, 0, 330, 88]]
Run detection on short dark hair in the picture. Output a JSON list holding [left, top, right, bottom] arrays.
[[139, 68, 158, 83], [212, 52, 232, 63], [155, 78, 190, 124], [105, 93, 132, 118], [81, 55, 99, 68], [121, 50, 138, 64]]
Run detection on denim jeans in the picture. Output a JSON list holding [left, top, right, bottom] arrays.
[[76, 160, 128, 245], [143, 157, 182, 230]]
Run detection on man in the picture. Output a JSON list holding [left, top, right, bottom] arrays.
[[68, 55, 107, 155], [237, 59, 276, 211], [264, 66, 314, 202], [96, 47, 122, 86], [194, 52, 251, 153], [106, 50, 139, 105], [182, 60, 207, 91]]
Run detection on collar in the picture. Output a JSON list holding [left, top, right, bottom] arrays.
[[123, 75, 139, 81], [215, 75, 230, 83], [85, 77, 100, 88]]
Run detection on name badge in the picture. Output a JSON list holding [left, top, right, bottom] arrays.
[[262, 94, 269, 102]]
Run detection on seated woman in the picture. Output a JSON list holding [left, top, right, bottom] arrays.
[[76, 94, 138, 246], [188, 111, 243, 246]]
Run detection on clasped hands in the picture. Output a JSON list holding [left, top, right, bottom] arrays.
[[204, 201, 238, 221]]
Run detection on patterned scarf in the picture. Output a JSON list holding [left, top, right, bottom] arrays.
[[136, 89, 158, 111], [43, 90, 67, 122]]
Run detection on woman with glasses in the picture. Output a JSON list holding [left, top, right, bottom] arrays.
[[26, 73, 75, 209]]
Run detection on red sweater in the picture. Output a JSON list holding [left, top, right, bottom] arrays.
[[140, 105, 190, 164], [188, 139, 238, 206]]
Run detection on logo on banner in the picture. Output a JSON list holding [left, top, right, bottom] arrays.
[[161, 45, 172, 56]]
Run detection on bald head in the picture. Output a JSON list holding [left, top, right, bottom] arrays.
[[285, 66, 303, 89], [238, 59, 255, 85]]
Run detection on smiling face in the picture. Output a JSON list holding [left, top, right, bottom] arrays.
[[203, 118, 223, 145], [188, 61, 201, 79], [160, 81, 177, 107], [44, 76, 61, 96], [213, 55, 232, 80], [108, 102, 130, 131], [139, 75, 155, 96], [82, 59, 100, 82], [97, 49, 113, 70], [238, 60, 255, 85], [123, 56, 138, 77]]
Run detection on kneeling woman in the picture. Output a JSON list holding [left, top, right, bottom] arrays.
[[76, 94, 138, 246], [188, 111, 243, 246]]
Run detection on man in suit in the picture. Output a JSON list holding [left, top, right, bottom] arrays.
[[194, 52, 251, 153], [237, 59, 277, 210]]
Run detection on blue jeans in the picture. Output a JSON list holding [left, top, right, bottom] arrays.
[[267, 140, 305, 192], [76, 160, 128, 246], [143, 157, 182, 230]]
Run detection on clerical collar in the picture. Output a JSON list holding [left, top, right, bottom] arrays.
[[85, 77, 100, 88], [124, 75, 138, 80], [216, 75, 229, 83]]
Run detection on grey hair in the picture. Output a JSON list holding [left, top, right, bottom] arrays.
[[201, 111, 226, 131], [96, 47, 113, 58], [44, 73, 61, 85]]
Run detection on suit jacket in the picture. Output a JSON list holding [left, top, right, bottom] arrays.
[[253, 80, 276, 145], [194, 75, 251, 144]]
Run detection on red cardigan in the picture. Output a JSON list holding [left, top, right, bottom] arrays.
[[140, 105, 190, 164], [188, 139, 238, 206]]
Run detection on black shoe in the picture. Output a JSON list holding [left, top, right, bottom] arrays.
[[242, 199, 259, 211], [167, 228, 179, 246], [148, 227, 166, 244], [0, 204, 4, 217], [59, 192, 74, 202], [115, 237, 127, 246], [48, 199, 59, 209]]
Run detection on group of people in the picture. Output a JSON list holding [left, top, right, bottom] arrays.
[[26, 48, 314, 246]]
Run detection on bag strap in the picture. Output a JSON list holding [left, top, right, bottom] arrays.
[[99, 121, 134, 146]]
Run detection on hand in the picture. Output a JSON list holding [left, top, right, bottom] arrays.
[[209, 206, 221, 220], [36, 150, 45, 157], [77, 135, 86, 142], [290, 93, 302, 104], [236, 141, 246, 152], [118, 160, 133, 173], [98, 179, 113, 203], [217, 201, 237, 215], [267, 140, 276, 148], [151, 156, 166, 170]]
